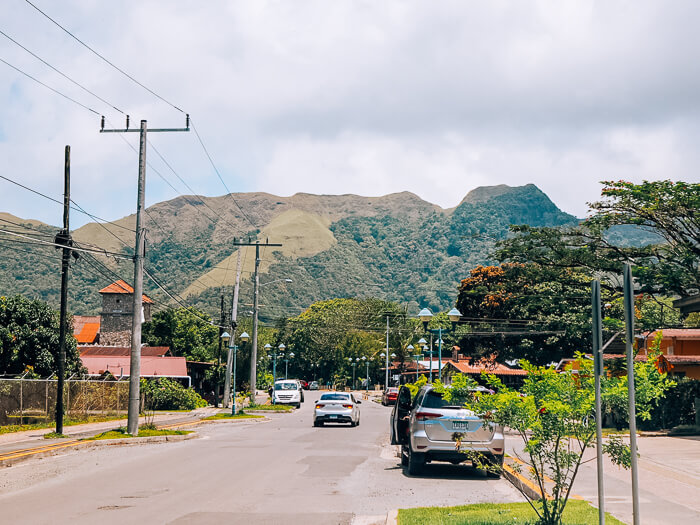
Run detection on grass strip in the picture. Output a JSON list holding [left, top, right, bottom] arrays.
[[245, 404, 294, 412], [86, 427, 192, 440], [43, 432, 69, 439], [203, 411, 264, 420], [398, 500, 625, 525]]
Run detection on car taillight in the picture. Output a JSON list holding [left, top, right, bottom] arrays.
[[315, 404, 324, 409], [342, 404, 353, 409], [416, 412, 442, 421]]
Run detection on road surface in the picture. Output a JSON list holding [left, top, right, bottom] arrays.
[[0, 393, 521, 524]]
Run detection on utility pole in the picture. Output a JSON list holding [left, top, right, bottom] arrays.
[[223, 248, 243, 408], [55, 145, 76, 435], [385, 315, 390, 388], [231, 240, 282, 403], [101, 115, 189, 435], [591, 280, 605, 525], [216, 294, 225, 408]]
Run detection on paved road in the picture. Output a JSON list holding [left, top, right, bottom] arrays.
[[0, 393, 521, 524]]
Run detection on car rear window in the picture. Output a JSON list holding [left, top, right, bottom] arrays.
[[320, 393, 350, 401], [421, 390, 468, 409]]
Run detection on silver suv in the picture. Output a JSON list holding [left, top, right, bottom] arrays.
[[390, 384, 504, 476]]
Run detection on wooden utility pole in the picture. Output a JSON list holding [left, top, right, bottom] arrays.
[[55, 145, 75, 435], [216, 294, 225, 407], [223, 248, 243, 408], [231, 240, 282, 403], [101, 115, 189, 435]]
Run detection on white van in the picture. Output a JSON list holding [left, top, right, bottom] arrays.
[[272, 380, 302, 408]]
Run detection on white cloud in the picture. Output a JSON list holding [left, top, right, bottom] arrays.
[[1, 0, 699, 227]]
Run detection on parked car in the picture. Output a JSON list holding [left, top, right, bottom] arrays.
[[313, 391, 361, 427], [309, 381, 319, 390], [390, 384, 504, 476], [381, 387, 399, 406], [272, 380, 302, 408]]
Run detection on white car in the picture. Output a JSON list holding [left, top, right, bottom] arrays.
[[273, 380, 302, 408], [313, 391, 361, 427]]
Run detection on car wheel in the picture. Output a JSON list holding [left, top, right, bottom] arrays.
[[407, 447, 425, 475], [400, 445, 409, 466], [295, 403, 301, 409], [313, 419, 320, 427]]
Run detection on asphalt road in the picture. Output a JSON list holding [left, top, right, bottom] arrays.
[[0, 393, 521, 524]]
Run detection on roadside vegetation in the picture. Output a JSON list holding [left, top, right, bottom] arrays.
[[0, 414, 126, 435], [203, 411, 264, 420], [245, 404, 294, 412], [398, 500, 625, 525], [86, 427, 192, 440]]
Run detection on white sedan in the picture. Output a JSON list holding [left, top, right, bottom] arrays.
[[313, 392, 361, 427]]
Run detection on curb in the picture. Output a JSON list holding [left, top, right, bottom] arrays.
[[502, 463, 548, 501], [385, 509, 398, 525]]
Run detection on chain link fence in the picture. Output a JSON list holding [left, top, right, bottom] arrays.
[[0, 378, 129, 426]]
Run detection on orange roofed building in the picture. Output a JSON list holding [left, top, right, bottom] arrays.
[[637, 329, 700, 380]]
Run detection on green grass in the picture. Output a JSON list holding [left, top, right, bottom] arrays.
[[43, 432, 69, 439], [245, 404, 294, 412], [203, 411, 264, 420], [0, 415, 127, 435], [398, 500, 625, 525], [86, 427, 192, 440]]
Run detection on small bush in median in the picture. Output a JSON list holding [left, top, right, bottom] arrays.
[[140, 378, 207, 411]]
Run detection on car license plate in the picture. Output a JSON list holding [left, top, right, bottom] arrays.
[[330, 415, 338, 419], [452, 421, 469, 431]]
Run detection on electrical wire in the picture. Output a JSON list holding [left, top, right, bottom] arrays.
[[0, 56, 99, 114], [23, 0, 184, 114], [0, 229, 132, 258], [0, 27, 124, 114]]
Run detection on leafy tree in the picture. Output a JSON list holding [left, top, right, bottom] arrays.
[[455, 264, 593, 364], [0, 295, 83, 377], [142, 307, 218, 361], [496, 180, 700, 298], [464, 359, 628, 525]]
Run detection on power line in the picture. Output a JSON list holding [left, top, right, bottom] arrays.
[[190, 118, 258, 230], [0, 27, 124, 114], [23, 0, 184, 113], [0, 229, 132, 258], [0, 56, 99, 115]]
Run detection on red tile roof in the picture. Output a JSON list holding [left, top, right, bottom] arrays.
[[73, 315, 100, 344], [79, 346, 170, 357], [80, 355, 187, 377], [99, 280, 154, 303], [446, 359, 528, 376], [641, 329, 700, 340]]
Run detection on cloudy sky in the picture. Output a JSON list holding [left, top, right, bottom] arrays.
[[1, 0, 699, 228]]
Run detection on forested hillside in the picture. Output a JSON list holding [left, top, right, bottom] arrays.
[[0, 184, 579, 320]]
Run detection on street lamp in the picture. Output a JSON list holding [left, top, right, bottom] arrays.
[[221, 331, 248, 415], [418, 307, 462, 381], [273, 343, 285, 388], [361, 356, 369, 393], [284, 352, 294, 379], [409, 344, 422, 383], [347, 357, 360, 390]]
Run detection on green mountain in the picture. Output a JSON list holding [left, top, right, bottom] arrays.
[[0, 184, 579, 321]]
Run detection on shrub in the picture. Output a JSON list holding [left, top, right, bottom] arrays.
[[140, 378, 207, 411]]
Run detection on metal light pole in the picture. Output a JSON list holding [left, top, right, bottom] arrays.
[[623, 264, 641, 525], [418, 307, 462, 382], [591, 280, 605, 525], [411, 346, 421, 382], [285, 352, 294, 379], [362, 356, 368, 393]]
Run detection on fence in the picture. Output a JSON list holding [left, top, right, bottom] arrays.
[[0, 377, 129, 426]]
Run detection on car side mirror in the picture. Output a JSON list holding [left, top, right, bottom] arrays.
[[314, 400, 318, 403], [357, 400, 362, 404]]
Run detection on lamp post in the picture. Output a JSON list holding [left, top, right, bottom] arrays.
[[361, 356, 369, 393], [221, 331, 248, 415], [347, 357, 360, 390], [409, 344, 421, 382], [418, 307, 462, 382], [284, 352, 294, 379]]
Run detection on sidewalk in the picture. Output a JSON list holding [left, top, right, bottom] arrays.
[[0, 406, 219, 457]]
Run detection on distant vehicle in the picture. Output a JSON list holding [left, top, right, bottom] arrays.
[[381, 387, 399, 406], [313, 391, 361, 427], [273, 380, 302, 408], [300, 379, 309, 390], [390, 384, 504, 476], [309, 381, 319, 390]]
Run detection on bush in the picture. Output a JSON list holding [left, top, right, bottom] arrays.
[[641, 378, 700, 430], [140, 378, 208, 411]]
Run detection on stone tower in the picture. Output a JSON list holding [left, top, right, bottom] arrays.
[[99, 280, 153, 346]]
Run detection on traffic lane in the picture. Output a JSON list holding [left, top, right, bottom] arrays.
[[0, 393, 521, 524]]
